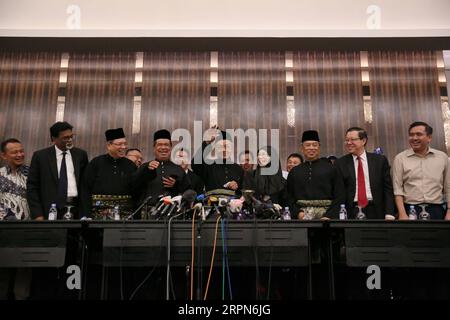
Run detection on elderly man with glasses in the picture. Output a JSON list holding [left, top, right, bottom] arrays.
[[336, 127, 395, 220], [80, 128, 137, 219]]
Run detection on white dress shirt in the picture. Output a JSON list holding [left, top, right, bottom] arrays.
[[55, 145, 78, 197]]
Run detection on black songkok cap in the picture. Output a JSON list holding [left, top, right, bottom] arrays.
[[301, 130, 320, 143], [105, 128, 125, 141], [153, 129, 171, 142]]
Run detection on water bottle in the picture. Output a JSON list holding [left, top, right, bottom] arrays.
[[282, 207, 291, 221], [356, 206, 366, 220], [408, 205, 417, 220], [339, 204, 347, 220], [113, 206, 120, 221], [48, 203, 58, 221]]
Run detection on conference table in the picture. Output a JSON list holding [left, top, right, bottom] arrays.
[[1, 219, 449, 300]]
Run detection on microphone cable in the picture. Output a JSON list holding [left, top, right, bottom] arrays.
[[221, 218, 225, 300], [224, 217, 233, 300], [165, 209, 185, 300], [128, 219, 169, 300], [266, 218, 274, 300], [252, 215, 261, 299], [190, 205, 199, 300], [203, 214, 222, 300]]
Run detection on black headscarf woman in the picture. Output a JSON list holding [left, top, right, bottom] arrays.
[[243, 146, 286, 204]]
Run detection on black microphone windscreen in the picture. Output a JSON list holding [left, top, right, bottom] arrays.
[[182, 189, 197, 203]]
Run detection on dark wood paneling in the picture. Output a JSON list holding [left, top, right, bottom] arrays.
[[0, 52, 60, 163], [369, 51, 445, 161], [218, 51, 287, 164], [1, 49, 446, 167], [139, 52, 210, 160], [293, 51, 364, 158], [64, 52, 136, 159]]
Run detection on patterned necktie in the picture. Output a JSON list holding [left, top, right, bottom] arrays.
[[357, 156, 368, 208], [57, 151, 68, 209]]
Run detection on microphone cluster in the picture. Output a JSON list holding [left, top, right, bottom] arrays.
[[146, 189, 283, 221], [149, 190, 200, 220]]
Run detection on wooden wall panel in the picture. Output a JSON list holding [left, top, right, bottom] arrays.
[[0, 52, 60, 163], [0, 50, 446, 168], [139, 52, 210, 160], [293, 51, 364, 158], [369, 51, 445, 161], [217, 51, 287, 164], [64, 52, 136, 159]]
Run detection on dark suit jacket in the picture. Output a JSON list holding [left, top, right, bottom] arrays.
[[26, 146, 88, 219], [186, 170, 205, 196], [336, 152, 394, 219]]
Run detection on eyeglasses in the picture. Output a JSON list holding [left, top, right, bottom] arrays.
[[344, 138, 361, 143], [110, 142, 128, 147]]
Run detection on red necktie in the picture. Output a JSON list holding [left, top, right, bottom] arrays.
[[357, 156, 368, 208]]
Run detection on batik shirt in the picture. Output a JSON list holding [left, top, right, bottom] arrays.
[[0, 165, 30, 220]]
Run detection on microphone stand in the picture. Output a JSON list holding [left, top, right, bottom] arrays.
[[166, 209, 184, 300], [125, 196, 152, 220], [196, 207, 203, 300]]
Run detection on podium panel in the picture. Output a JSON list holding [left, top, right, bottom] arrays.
[[0, 222, 75, 267], [332, 221, 450, 268], [97, 221, 313, 267]]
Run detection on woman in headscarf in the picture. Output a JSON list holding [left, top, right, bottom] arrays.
[[243, 146, 286, 205]]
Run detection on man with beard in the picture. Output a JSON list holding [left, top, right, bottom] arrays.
[[27, 122, 88, 220]]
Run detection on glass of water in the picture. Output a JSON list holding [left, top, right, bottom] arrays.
[[418, 204, 430, 220], [356, 206, 366, 220], [63, 205, 74, 220]]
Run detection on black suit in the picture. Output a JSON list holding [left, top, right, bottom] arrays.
[[186, 170, 204, 196], [336, 152, 394, 219], [26, 146, 88, 219]]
